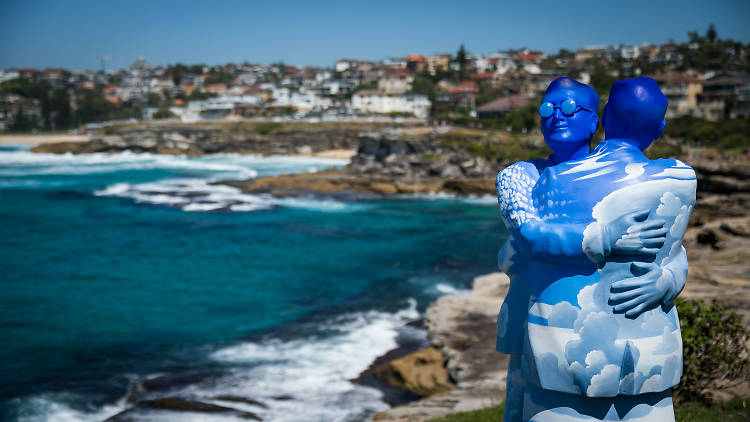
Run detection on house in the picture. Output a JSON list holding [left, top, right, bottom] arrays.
[[428, 54, 452, 75], [205, 84, 228, 96], [378, 69, 413, 94], [652, 73, 704, 119], [0, 70, 19, 84], [436, 81, 479, 109], [488, 51, 517, 74], [351, 90, 430, 118], [476, 95, 530, 119], [469, 54, 495, 74], [406, 54, 426, 73], [697, 72, 750, 121], [574, 46, 606, 62], [514, 49, 545, 63], [0, 93, 43, 129]]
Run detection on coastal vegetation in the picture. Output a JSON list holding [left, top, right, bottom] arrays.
[[674, 298, 750, 404]]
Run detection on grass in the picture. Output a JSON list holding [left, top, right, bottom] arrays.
[[427, 404, 503, 422], [425, 398, 750, 422]]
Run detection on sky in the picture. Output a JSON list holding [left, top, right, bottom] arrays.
[[1, 0, 749, 71]]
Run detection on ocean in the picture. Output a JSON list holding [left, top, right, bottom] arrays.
[[0, 145, 507, 422]]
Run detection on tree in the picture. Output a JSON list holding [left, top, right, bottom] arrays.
[[9, 106, 33, 132], [590, 66, 617, 97], [456, 44, 468, 80], [50, 88, 74, 129], [706, 23, 717, 43]]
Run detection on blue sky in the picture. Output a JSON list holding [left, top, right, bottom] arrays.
[[1, 0, 749, 70]]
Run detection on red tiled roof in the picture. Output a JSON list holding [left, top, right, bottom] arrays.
[[471, 72, 495, 80], [354, 89, 385, 96], [477, 95, 529, 112]]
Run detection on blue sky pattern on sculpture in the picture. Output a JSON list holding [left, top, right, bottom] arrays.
[[525, 141, 696, 397]]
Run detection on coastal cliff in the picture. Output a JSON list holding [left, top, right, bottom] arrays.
[[222, 133, 504, 196], [29, 122, 381, 156], [373, 273, 510, 422]]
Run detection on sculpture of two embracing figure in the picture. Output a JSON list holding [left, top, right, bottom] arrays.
[[495, 76, 696, 422]]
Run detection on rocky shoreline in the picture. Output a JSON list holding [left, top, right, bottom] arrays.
[[367, 273, 509, 421], [221, 133, 499, 197], [29, 123, 378, 156]]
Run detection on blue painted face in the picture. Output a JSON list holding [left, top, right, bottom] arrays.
[[539, 89, 598, 156]]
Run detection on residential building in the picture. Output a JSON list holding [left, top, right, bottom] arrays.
[[436, 81, 479, 109], [476, 95, 530, 119], [406, 54, 426, 73], [351, 90, 430, 118], [427, 54, 452, 75], [377, 69, 413, 94], [652, 74, 704, 118], [697, 72, 750, 120]]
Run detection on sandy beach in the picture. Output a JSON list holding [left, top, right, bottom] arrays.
[[0, 134, 90, 145]]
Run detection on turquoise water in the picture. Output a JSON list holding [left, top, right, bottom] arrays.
[[0, 145, 506, 421]]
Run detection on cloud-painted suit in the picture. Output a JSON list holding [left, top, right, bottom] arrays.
[[496, 78, 694, 421]]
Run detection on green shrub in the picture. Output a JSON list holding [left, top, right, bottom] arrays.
[[719, 133, 750, 149], [674, 398, 750, 422], [674, 298, 750, 404], [645, 140, 683, 159], [427, 404, 503, 422], [254, 121, 281, 135]]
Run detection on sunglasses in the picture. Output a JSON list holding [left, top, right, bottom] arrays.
[[538, 99, 592, 118]]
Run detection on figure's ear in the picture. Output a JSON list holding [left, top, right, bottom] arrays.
[[589, 113, 599, 136], [655, 119, 666, 139]]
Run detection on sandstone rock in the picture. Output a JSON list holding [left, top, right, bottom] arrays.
[[369, 182, 399, 195], [375, 273, 509, 421], [439, 164, 463, 179], [373, 347, 454, 397]]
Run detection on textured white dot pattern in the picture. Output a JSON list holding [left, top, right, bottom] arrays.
[[496, 162, 540, 229]]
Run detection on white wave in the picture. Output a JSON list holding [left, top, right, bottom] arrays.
[[462, 194, 497, 205], [12, 393, 127, 422], [273, 196, 367, 212], [0, 150, 347, 179], [0, 150, 257, 179], [95, 179, 367, 213], [435, 283, 470, 295], [8, 301, 422, 422], [202, 299, 420, 422], [401, 191, 497, 204]]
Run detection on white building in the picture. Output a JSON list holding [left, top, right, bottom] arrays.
[[351, 91, 430, 118], [181, 95, 262, 122], [272, 88, 331, 112], [0, 70, 19, 84], [489, 52, 517, 75], [378, 74, 414, 95]]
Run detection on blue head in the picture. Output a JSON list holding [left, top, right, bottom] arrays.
[[603, 77, 668, 151], [539, 77, 599, 161]]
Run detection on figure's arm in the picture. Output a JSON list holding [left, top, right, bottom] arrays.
[[496, 163, 592, 267], [607, 160, 697, 318], [608, 246, 688, 318], [496, 164, 667, 267]]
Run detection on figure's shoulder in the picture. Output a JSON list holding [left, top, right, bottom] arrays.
[[646, 158, 697, 181], [496, 161, 540, 206], [496, 160, 542, 185]]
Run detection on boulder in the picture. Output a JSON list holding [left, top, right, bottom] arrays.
[[373, 347, 454, 397]]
